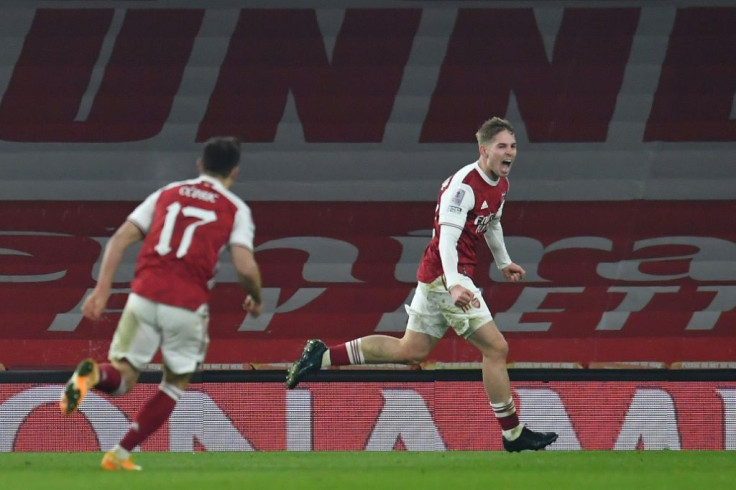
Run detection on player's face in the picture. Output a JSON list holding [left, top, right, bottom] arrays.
[[482, 130, 517, 179]]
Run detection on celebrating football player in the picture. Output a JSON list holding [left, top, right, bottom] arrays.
[[286, 117, 558, 452], [61, 137, 263, 470]]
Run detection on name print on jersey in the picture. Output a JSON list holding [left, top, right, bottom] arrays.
[[179, 186, 219, 203]]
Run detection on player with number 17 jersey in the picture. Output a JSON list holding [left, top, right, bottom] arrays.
[[128, 174, 255, 311]]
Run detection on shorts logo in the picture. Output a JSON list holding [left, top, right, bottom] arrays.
[[451, 189, 465, 205]]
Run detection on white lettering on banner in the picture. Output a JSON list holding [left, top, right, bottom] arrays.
[[597, 237, 736, 282], [686, 286, 736, 330], [169, 391, 255, 452], [595, 286, 679, 330], [48, 287, 131, 332], [0, 386, 129, 452], [0, 265, 65, 282], [238, 287, 326, 331], [256, 237, 363, 283], [374, 289, 415, 332], [0, 383, 734, 451], [286, 390, 313, 451], [488, 236, 558, 283], [0, 231, 75, 283], [391, 230, 432, 283], [515, 388, 582, 450], [46, 236, 139, 332], [716, 389, 736, 450], [29, 231, 734, 335], [365, 390, 446, 451], [495, 287, 585, 332], [614, 389, 681, 450]]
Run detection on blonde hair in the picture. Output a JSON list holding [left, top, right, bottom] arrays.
[[475, 117, 515, 145]]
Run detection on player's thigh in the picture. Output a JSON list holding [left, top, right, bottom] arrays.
[[158, 304, 210, 375], [108, 293, 161, 371], [437, 276, 494, 340], [400, 328, 442, 360], [417, 276, 493, 339], [467, 320, 508, 358], [405, 280, 450, 340]]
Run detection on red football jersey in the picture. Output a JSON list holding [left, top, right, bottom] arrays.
[[417, 161, 509, 283], [127, 175, 255, 310]]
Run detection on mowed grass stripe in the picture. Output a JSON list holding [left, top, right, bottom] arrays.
[[0, 451, 733, 490]]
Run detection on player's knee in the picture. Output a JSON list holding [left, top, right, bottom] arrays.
[[401, 345, 431, 364], [111, 359, 139, 394], [162, 369, 192, 391], [488, 337, 509, 360]]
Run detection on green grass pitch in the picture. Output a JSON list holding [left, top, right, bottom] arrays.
[[1, 451, 733, 490]]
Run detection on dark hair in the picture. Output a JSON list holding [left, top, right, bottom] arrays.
[[475, 117, 515, 145], [202, 137, 241, 177]]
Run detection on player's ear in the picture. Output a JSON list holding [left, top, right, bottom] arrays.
[[229, 166, 240, 180], [196, 158, 204, 172]]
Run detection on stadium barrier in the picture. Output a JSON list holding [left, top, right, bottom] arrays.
[[1, 369, 734, 452]]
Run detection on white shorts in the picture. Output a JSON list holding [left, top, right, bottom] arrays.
[[405, 276, 493, 340], [108, 293, 210, 374]]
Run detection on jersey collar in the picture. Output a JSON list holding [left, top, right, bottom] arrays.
[[198, 173, 227, 193], [474, 160, 502, 186]]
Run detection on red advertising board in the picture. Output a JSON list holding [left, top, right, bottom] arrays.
[[1, 380, 734, 451]]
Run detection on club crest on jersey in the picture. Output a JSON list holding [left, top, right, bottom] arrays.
[[451, 189, 465, 205]]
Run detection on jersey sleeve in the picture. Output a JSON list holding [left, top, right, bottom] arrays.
[[484, 219, 512, 270], [438, 224, 464, 289], [127, 189, 162, 234], [229, 201, 255, 251], [438, 182, 475, 229]]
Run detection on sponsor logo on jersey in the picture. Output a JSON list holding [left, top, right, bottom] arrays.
[[448, 205, 463, 214], [473, 214, 493, 233]]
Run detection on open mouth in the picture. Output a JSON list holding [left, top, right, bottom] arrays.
[[501, 159, 512, 166]]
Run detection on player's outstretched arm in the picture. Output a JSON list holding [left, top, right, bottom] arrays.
[[231, 245, 263, 318], [82, 220, 143, 321]]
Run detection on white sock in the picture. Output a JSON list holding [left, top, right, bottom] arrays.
[[503, 425, 524, 441], [159, 381, 183, 401], [112, 444, 130, 460], [320, 350, 331, 369], [111, 377, 128, 396], [491, 397, 522, 440], [346, 339, 365, 364]]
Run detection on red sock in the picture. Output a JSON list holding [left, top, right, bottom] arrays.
[[95, 363, 122, 394], [497, 413, 520, 431], [329, 343, 350, 365], [119, 384, 180, 451], [492, 398, 520, 431], [328, 339, 364, 366]]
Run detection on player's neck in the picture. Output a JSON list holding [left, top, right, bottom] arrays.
[[478, 158, 500, 182], [202, 172, 232, 189]]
